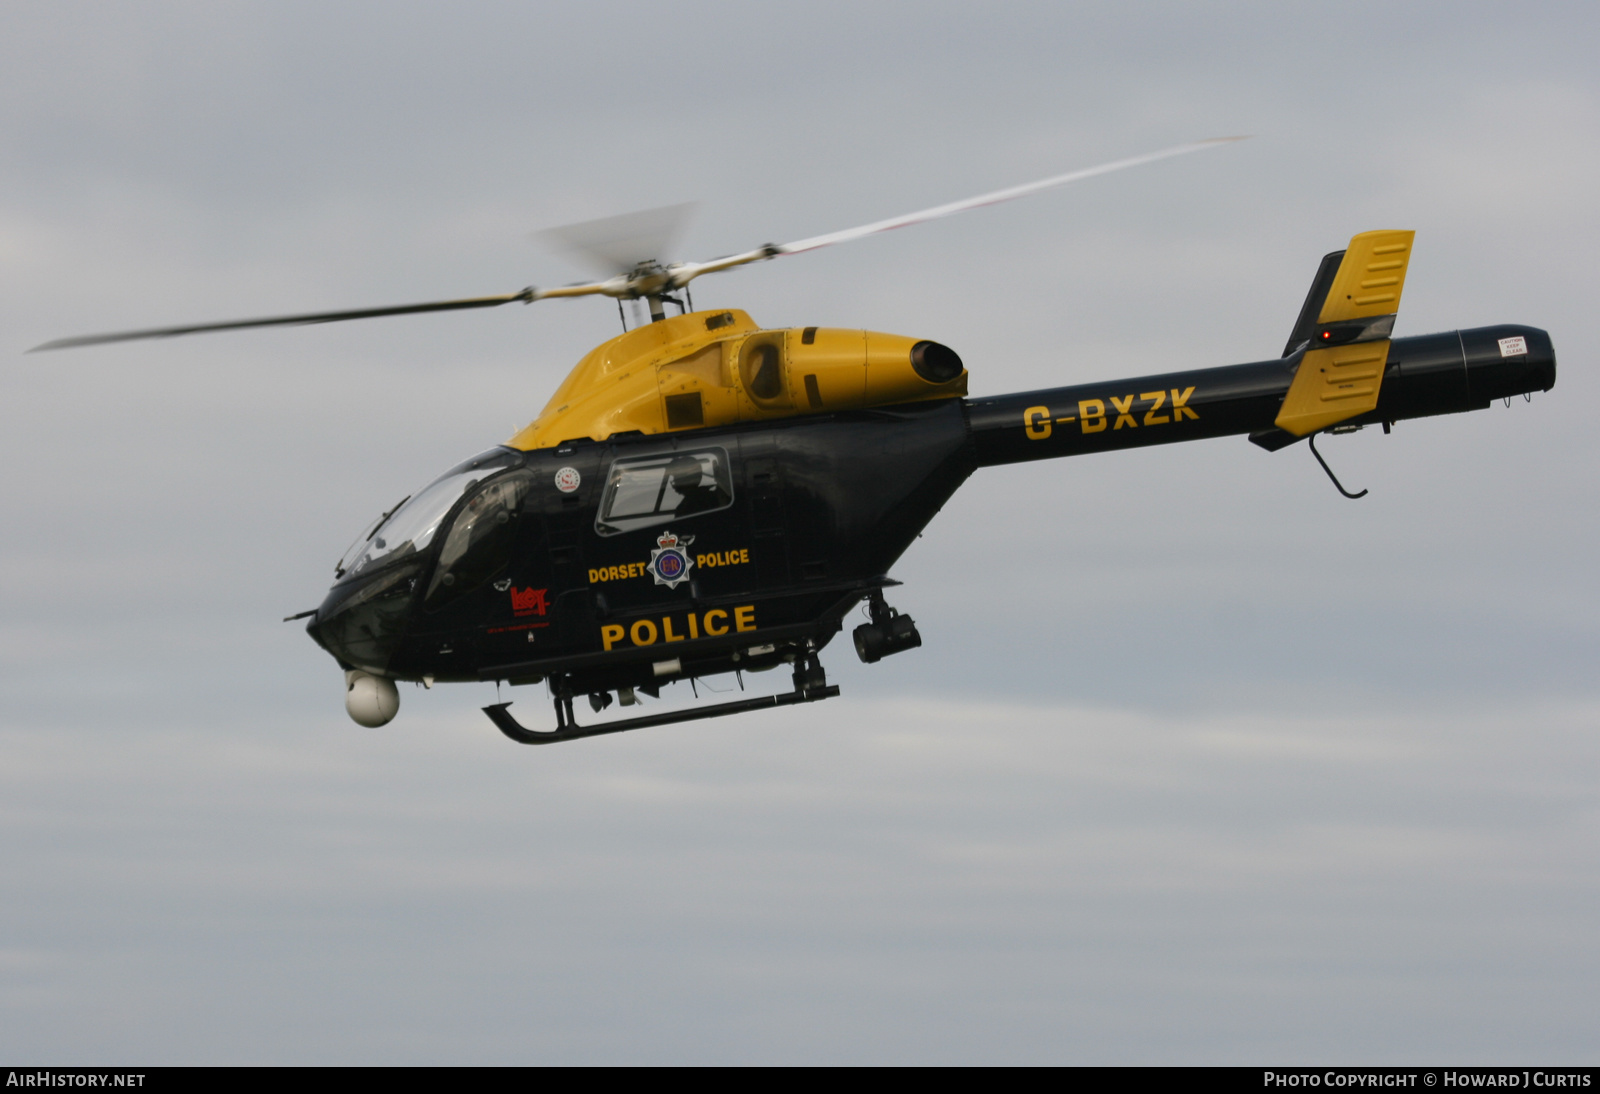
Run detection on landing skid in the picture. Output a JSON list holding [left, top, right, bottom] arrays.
[[483, 663, 839, 746]]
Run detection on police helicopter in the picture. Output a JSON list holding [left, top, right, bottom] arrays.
[[34, 139, 1556, 745]]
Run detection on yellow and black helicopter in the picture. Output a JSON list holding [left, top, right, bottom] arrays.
[[35, 139, 1556, 745]]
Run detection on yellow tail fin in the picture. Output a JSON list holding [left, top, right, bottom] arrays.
[[1275, 229, 1414, 437]]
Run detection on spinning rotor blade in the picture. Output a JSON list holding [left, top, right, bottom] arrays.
[[669, 137, 1248, 285], [779, 137, 1245, 254], [33, 138, 1246, 351], [541, 202, 697, 276], [30, 290, 538, 352]]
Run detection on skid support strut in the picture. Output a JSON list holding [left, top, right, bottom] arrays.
[[483, 670, 839, 746]]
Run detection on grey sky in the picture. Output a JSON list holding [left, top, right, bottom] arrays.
[[2, 0, 1597, 1063]]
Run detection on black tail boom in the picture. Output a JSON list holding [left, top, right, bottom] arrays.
[[966, 324, 1554, 468]]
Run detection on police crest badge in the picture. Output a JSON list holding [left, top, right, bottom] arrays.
[[646, 530, 695, 589]]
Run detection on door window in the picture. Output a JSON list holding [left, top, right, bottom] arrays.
[[595, 448, 734, 536]]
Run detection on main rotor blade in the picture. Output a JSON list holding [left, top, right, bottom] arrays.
[[665, 137, 1248, 291], [33, 138, 1247, 351], [30, 290, 536, 352], [777, 137, 1247, 255]]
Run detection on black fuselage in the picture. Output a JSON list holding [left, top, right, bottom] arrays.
[[308, 324, 1555, 699]]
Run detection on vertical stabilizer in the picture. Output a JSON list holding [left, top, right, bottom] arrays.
[[1274, 230, 1414, 437]]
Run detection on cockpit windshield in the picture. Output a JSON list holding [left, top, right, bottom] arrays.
[[336, 448, 523, 579]]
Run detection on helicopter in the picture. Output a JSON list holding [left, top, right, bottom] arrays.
[[34, 138, 1556, 746]]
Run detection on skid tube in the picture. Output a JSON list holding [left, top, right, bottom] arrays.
[[483, 677, 841, 746]]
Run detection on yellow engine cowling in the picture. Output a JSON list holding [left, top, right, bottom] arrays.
[[507, 309, 966, 451]]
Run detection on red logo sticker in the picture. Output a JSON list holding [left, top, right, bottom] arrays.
[[510, 586, 550, 617]]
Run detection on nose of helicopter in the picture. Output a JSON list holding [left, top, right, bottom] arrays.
[[304, 562, 421, 674]]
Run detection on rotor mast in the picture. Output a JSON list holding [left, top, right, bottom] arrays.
[[618, 260, 682, 324]]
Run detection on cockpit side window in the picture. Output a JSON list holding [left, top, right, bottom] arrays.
[[338, 448, 523, 580], [595, 448, 734, 537], [424, 470, 533, 610]]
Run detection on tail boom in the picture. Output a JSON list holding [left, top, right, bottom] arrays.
[[965, 324, 1555, 469]]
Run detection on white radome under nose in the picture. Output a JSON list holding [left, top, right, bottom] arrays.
[[345, 670, 400, 727]]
